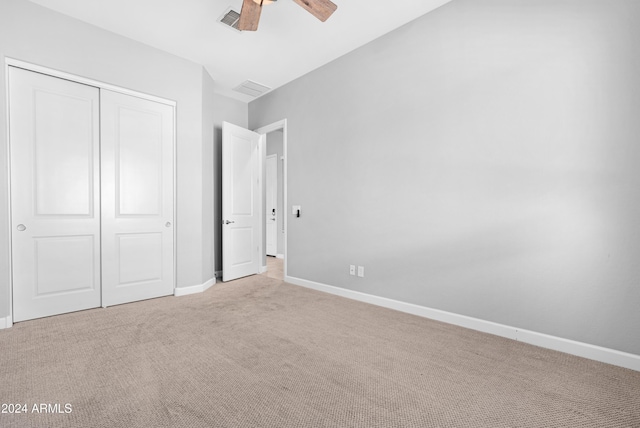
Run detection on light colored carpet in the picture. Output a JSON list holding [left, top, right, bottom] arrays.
[[0, 274, 639, 428], [264, 256, 284, 281]]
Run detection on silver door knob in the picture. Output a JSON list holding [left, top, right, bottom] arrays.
[[165, 222, 171, 228], [16, 224, 26, 232], [224, 220, 235, 224]]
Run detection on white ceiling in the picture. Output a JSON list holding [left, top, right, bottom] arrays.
[[28, 0, 453, 102]]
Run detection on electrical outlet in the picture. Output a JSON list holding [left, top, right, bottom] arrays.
[[349, 265, 356, 276], [357, 266, 364, 278]]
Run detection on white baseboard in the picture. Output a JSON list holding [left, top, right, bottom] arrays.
[[0, 316, 12, 329], [260, 265, 268, 274], [285, 275, 640, 372], [174, 277, 216, 297], [276, 254, 284, 259]]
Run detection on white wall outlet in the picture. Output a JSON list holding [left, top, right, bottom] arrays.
[[357, 266, 364, 278], [349, 265, 356, 276]]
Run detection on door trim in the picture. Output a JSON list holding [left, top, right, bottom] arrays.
[[4, 58, 177, 322], [5, 58, 176, 107], [265, 154, 277, 257], [3, 60, 14, 328], [254, 119, 288, 279]]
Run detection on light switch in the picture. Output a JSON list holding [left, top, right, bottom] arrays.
[[292, 205, 301, 217], [357, 266, 364, 278]]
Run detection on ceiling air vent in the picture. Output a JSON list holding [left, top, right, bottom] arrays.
[[233, 80, 271, 98], [219, 8, 241, 31]]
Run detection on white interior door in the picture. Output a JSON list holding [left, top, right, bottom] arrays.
[[100, 90, 175, 306], [265, 154, 277, 257], [9, 67, 102, 322], [222, 121, 261, 282]]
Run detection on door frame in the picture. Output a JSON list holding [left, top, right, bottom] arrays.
[[254, 119, 288, 279], [4, 58, 177, 325], [265, 153, 278, 257]]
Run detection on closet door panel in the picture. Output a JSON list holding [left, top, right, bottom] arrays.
[[116, 106, 163, 216], [9, 67, 101, 322], [101, 90, 174, 306]]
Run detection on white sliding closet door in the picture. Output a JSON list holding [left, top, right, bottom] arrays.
[[100, 90, 175, 306], [9, 67, 102, 322]]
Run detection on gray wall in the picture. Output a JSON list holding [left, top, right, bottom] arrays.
[[249, 0, 640, 355], [212, 95, 248, 274], [0, 0, 216, 319], [202, 69, 216, 283], [266, 131, 284, 256]]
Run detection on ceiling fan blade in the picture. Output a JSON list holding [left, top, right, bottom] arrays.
[[293, 0, 337, 22], [238, 0, 262, 31]]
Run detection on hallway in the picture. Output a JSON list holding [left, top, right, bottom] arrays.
[[262, 256, 283, 281]]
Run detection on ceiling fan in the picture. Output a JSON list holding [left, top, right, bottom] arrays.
[[238, 0, 338, 31]]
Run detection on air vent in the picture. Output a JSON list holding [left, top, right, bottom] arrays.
[[233, 80, 271, 98], [219, 8, 241, 31]]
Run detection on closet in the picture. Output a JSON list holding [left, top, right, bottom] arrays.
[[8, 67, 175, 322]]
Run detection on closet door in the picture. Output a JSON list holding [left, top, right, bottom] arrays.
[[100, 90, 174, 306], [9, 67, 101, 322]]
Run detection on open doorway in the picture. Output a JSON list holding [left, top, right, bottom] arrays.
[[256, 120, 287, 281]]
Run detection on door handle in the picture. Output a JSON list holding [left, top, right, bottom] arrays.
[[165, 222, 172, 228], [224, 220, 235, 225], [16, 224, 26, 232], [272, 208, 276, 216], [271, 218, 276, 221]]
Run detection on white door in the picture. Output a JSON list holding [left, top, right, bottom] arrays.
[[9, 67, 102, 322], [265, 154, 277, 257], [222, 122, 262, 282], [100, 90, 175, 306]]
